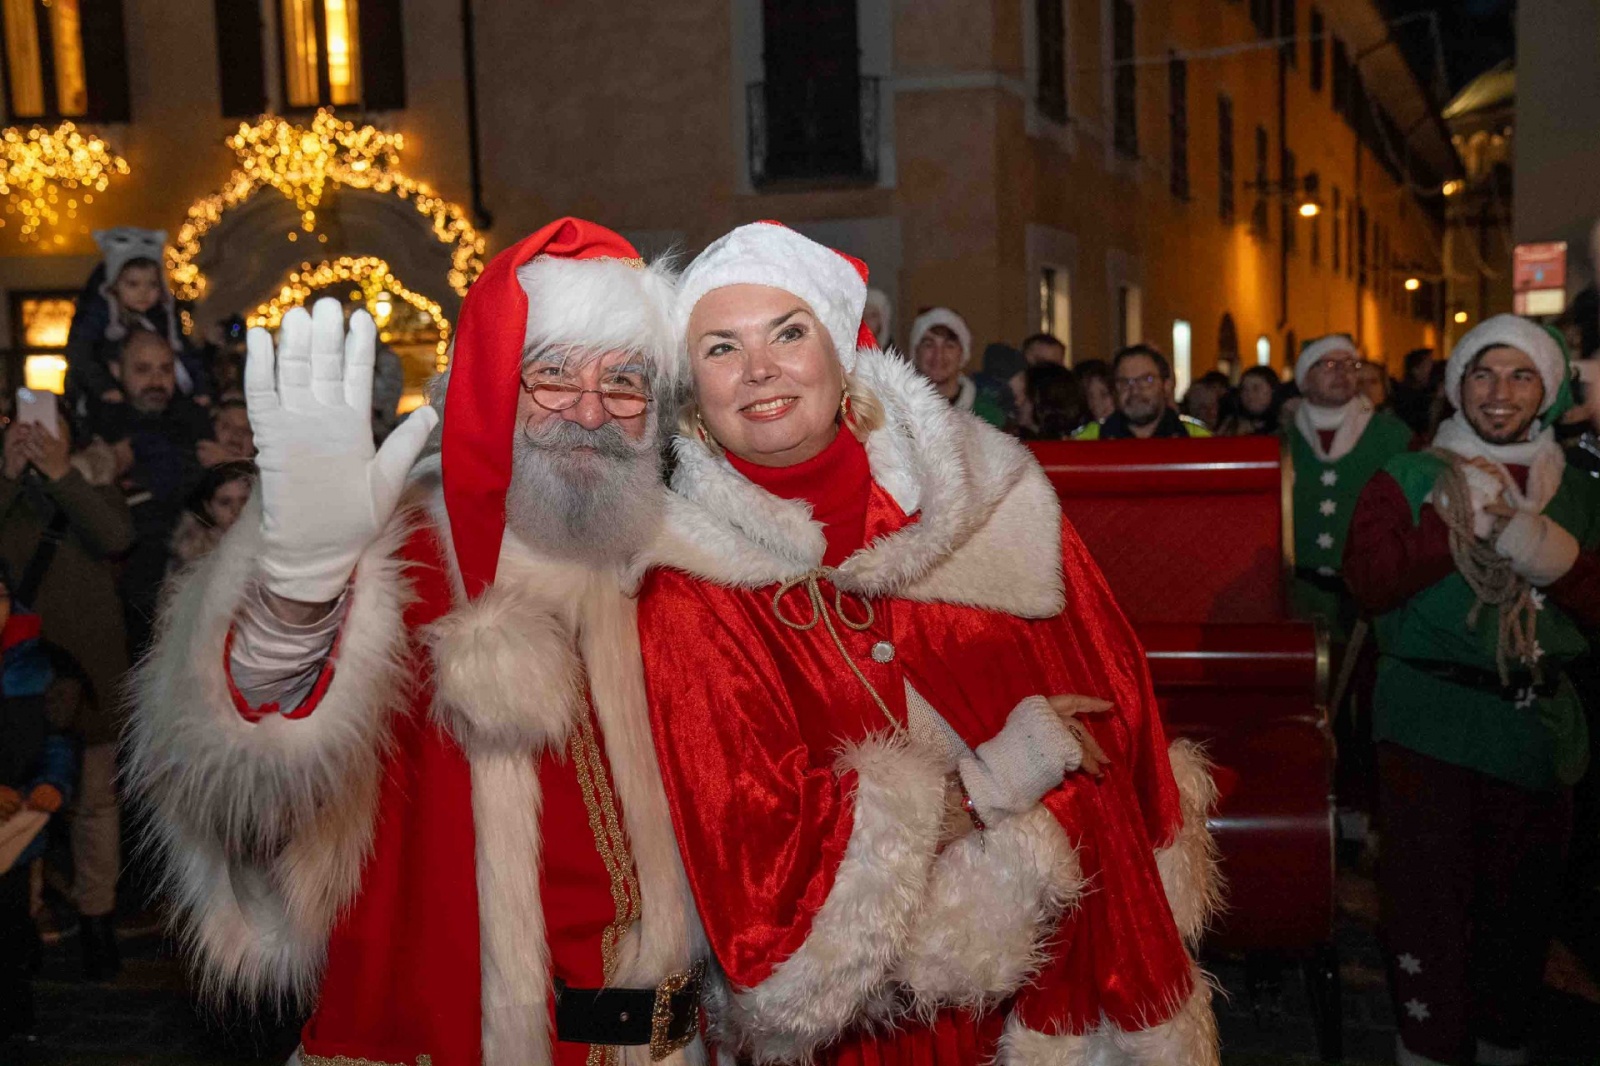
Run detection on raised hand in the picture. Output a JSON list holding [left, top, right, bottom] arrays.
[[245, 298, 438, 604]]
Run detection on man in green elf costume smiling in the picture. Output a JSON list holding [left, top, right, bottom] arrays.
[[1345, 313, 1600, 1066]]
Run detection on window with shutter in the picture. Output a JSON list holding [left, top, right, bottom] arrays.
[[1168, 54, 1187, 200], [0, 0, 106, 120], [1111, 0, 1136, 159], [1308, 8, 1324, 91], [275, 0, 402, 111], [1251, 125, 1268, 239], [1279, 0, 1296, 66], [1282, 148, 1296, 253], [1036, 0, 1066, 123], [215, 0, 267, 117], [1218, 94, 1234, 223]]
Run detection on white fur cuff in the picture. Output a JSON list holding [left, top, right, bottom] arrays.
[[1158, 740, 1225, 947], [721, 735, 947, 1064], [895, 805, 1081, 1013], [1495, 511, 1580, 587]]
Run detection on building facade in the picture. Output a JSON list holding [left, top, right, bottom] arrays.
[[0, 0, 1456, 404]]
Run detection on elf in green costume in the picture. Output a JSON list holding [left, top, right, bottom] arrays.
[[1346, 314, 1600, 1066], [1287, 333, 1415, 636]]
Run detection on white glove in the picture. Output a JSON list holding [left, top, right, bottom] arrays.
[[1494, 511, 1580, 587], [245, 298, 439, 602], [958, 695, 1089, 825]]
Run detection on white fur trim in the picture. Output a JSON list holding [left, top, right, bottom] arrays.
[[427, 562, 585, 755], [1294, 333, 1357, 388], [998, 968, 1219, 1066], [895, 805, 1082, 1015], [909, 307, 973, 364], [1446, 314, 1566, 414], [516, 254, 682, 392], [124, 493, 412, 1005], [1156, 740, 1225, 949], [676, 222, 867, 373], [719, 734, 947, 1064], [646, 347, 1066, 618]]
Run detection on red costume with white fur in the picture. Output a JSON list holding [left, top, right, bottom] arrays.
[[127, 221, 705, 1066], [638, 345, 1221, 1065]]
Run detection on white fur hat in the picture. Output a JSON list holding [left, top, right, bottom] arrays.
[[676, 222, 871, 372], [909, 307, 972, 364], [1445, 313, 1567, 413], [94, 227, 167, 284], [1294, 333, 1357, 388]]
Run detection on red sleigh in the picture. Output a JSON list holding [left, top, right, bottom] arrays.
[[1030, 435, 1340, 1062]]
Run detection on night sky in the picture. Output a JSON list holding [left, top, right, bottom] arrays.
[[1383, 0, 1516, 99]]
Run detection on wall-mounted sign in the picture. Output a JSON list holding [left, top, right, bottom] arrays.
[[1513, 241, 1567, 317]]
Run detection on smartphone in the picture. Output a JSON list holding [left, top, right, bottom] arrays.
[[15, 387, 58, 436]]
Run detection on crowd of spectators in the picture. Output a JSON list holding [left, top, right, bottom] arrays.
[[2, 229, 257, 1039]]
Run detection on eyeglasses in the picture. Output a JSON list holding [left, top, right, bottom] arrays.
[[521, 379, 652, 419], [1113, 373, 1160, 391], [1314, 358, 1361, 374]]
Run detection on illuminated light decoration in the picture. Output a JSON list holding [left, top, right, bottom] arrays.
[[0, 121, 129, 242], [1404, 277, 1421, 292], [24, 354, 68, 394], [247, 255, 451, 362], [1297, 201, 1320, 218], [168, 109, 485, 302], [1454, 311, 1469, 324], [1441, 179, 1463, 197]]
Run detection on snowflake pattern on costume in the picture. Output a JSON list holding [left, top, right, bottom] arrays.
[[1404, 999, 1431, 1022], [1316, 532, 1334, 550], [1396, 954, 1422, 976], [1319, 499, 1337, 516], [1321, 470, 1338, 487]]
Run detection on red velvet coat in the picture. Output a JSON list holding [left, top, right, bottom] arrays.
[[636, 350, 1220, 1066]]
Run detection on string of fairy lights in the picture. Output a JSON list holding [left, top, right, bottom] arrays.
[[248, 255, 451, 366], [0, 122, 128, 243], [167, 109, 485, 304]]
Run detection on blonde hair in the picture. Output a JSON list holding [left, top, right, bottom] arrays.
[[678, 372, 885, 456]]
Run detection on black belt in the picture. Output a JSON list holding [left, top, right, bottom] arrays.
[[1294, 566, 1347, 596], [553, 961, 704, 1060], [1389, 656, 1564, 700]]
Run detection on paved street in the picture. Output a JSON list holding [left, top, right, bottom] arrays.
[[8, 872, 1600, 1065]]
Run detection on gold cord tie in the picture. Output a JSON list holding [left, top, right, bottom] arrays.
[[772, 569, 899, 732]]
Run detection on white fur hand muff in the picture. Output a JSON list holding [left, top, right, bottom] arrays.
[[246, 298, 439, 603]]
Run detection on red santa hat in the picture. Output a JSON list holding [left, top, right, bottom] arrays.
[[442, 217, 675, 600], [675, 221, 875, 372], [1293, 333, 1357, 388]]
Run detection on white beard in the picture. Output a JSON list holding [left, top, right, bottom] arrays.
[[504, 416, 663, 566]]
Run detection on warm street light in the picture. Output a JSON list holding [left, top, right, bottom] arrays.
[[1442, 179, 1463, 197], [1298, 201, 1321, 218], [1404, 277, 1421, 291], [1454, 311, 1469, 324]]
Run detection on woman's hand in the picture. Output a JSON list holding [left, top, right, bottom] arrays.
[[1046, 694, 1111, 777], [2, 423, 29, 481], [939, 774, 978, 844], [0, 785, 21, 820]]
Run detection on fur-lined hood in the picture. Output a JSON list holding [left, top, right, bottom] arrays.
[[641, 348, 1066, 619]]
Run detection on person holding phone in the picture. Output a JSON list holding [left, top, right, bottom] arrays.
[[0, 397, 133, 980]]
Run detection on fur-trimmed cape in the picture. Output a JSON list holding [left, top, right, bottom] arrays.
[[126, 458, 705, 1066], [636, 347, 1221, 1066]]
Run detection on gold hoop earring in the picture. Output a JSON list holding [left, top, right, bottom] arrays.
[[839, 390, 853, 427], [694, 409, 711, 444]]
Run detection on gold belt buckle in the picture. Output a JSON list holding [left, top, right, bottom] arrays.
[[648, 959, 705, 1061]]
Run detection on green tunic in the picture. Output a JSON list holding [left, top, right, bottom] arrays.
[[1372, 451, 1600, 790], [1288, 410, 1413, 635]]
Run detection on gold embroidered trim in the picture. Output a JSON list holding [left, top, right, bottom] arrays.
[[298, 1053, 431, 1066], [570, 705, 642, 1066]]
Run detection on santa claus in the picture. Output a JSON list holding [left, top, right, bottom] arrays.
[[127, 219, 707, 1066]]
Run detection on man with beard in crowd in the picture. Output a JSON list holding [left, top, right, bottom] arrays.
[[127, 220, 707, 1066], [1345, 314, 1600, 1066], [94, 329, 214, 658], [1073, 344, 1210, 439]]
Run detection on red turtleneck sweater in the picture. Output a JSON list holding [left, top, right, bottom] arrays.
[[726, 426, 871, 567]]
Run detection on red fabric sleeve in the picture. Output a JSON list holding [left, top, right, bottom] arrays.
[[636, 569, 860, 990], [1343, 471, 1457, 615], [1544, 548, 1600, 629], [222, 625, 341, 722]]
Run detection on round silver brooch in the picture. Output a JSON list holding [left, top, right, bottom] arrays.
[[870, 641, 895, 664]]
